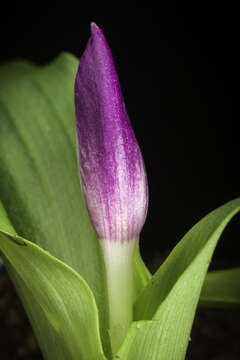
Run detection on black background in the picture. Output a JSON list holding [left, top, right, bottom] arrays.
[[1, 1, 240, 270]]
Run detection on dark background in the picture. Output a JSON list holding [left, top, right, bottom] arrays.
[[1, 2, 240, 360], [1, 1, 240, 270]]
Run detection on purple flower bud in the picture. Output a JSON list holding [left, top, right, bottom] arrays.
[[75, 23, 148, 243]]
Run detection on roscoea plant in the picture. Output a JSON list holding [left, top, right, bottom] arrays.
[[0, 23, 240, 360]]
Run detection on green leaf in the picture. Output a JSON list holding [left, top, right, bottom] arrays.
[[199, 267, 240, 308], [0, 202, 106, 360], [0, 54, 111, 355], [133, 240, 151, 302], [117, 198, 240, 359], [0, 53, 150, 358]]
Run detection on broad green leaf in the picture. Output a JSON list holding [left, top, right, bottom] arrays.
[[133, 240, 151, 302], [0, 54, 111, 355], [118, 199, 240, 359], [0, 201, 106, 360], [199, 267, 240, 307], [0, 54, 148, 355]]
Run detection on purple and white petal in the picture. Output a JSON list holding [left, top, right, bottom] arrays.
[[75, 23, 148, 243]]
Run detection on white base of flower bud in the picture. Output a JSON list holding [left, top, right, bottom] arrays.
[[100, 238, 136, 354]]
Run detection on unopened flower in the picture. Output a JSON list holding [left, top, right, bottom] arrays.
[[75, 23, 148, 352], [75, 23, 148, 244]]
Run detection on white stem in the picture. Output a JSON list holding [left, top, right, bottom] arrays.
[[100, 239, 136, 353]]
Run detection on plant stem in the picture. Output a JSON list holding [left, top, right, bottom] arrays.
[[100, 239, 136, 354]]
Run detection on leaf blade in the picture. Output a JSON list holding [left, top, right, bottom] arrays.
[[200, 267, 240, 308], [0, 201, 106, 360], [0, 54, 111, 354], [118, 199, 240, 359], [133, 240, 151, 302]]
